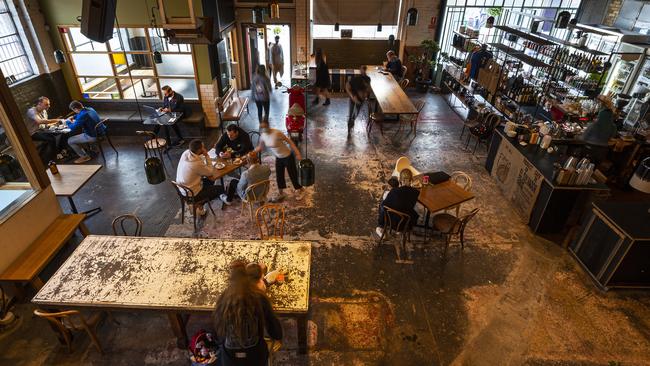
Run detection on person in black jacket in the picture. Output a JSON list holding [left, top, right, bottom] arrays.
[[375, 169, 419, 238], [213, 262, 283, 366], [312, 48, 331, 106], [154, 85, 186, 146], [385, 50, 404, 80], [214, 124, 253, 158]]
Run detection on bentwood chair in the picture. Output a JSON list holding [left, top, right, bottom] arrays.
[[378, 206, 414, 264], [137, 130, 172, 175], [90, 119, 118, 163], [465, 113, 501, 154], [397, 100, 425, 136], [248, 130, 262, 160], [241, 179, 271, 221], [399, 78, 410, 90], [111, 214, 143, 236], [401, 65, 408, 79], [448, 171, 472, 216], [171, 181, 217, 235], [255, 204, 285, 240], [432, 208, 479, 255], [34, 309, 106, 354]]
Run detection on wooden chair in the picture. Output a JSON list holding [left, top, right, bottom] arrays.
[[34, 309, 106, 354], [378, 206, 414, 264], [241, 179, 271, 221], [111, 214, 143, 236], [90, 119, 118, 163], [399, 78, 410, 90], [401, 65, 408, 79], [137, 130, 171, 174], [397, 100, 425, 136], [248, 130, 262, 160], [465, 113, 501, 154], [448, 171, 472, 216], [171, 181, 217, 234], [367, 112, 385, 135], [255, 204, 285, 240], [432, 208, 479, 254]]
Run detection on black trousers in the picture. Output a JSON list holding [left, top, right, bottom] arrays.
[[226, 178, 239, 202], [194, 177, 224, 203], [255, 100, 270, 123], [32, 132, 57, 162], [275, 153, 302, 190], [154, 123, 184, 144], [348, 99, 365, 128]]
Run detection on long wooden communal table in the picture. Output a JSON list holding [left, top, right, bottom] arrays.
[[32, 236, 312, 353], [367, 67, 418, 115]]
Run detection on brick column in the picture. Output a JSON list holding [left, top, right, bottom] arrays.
[[603, 0, 624, 26]]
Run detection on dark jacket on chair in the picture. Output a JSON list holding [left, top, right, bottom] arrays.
[[379, 186, 420, 229]]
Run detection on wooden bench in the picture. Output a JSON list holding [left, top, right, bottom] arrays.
[[0, 214, 88, 297], [215, 87, 249, 131]]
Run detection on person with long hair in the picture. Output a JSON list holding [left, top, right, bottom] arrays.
[[213, 262, 283, 365], [312, 48, 331, 106], [252, 65, 273, 123]]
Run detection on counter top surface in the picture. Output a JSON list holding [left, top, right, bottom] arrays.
[[495, 127, 609, 191], [593, 201, 650, 240]]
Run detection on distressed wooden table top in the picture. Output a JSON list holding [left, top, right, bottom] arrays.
[[32, 236, 311, 313], [367, 67, 418, 115], [46, 164, 102, 196]]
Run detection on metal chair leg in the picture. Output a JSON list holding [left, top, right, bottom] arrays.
[[473, 138, 480, 154], [106, 136, 118, 155], [97, 142, 106, 163], [180, 201, 185, 224]]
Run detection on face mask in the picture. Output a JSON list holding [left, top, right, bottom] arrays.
[[260, 127, 269, 134]]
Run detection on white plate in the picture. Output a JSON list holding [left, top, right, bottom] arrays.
[[233, 158, 243, 165], [215, 162, 226, 169]]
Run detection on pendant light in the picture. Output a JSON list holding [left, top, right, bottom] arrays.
[[53, 49, 66, 64], [153, 51, 162, 64], [377, 0, 383, 32], [270, 0, 280, 19], [334, 0, 340, 31]]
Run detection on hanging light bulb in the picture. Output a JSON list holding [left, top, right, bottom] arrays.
[[270, 0, 280, 19], [53, 49, 66, 64], [377, 22, 382, 32], [334, 22, 340, 31], [334, 0, 340, 32], [153, 51, 163, 64], [377, 0, 383, 32]]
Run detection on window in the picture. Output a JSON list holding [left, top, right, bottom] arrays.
[[313, 25, 399, 39], [0, 0, 34, 84], [60, 26, 198, 100]]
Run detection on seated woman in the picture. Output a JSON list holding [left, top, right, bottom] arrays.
[[376, 169, 420, 237], [213, 261, 283, 366]]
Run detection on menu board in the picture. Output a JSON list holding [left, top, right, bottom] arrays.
[[491, 140, 545, 222]]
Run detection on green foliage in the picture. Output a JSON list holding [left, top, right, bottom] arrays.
[[487, 7, 502, 17], [410, 39, 440, 79]]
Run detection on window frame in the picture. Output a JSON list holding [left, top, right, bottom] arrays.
[[0, 0, 37, 84], [58, 25, 200, 101]]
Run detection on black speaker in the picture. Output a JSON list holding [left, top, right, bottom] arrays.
[[81, 0, 117, 43]]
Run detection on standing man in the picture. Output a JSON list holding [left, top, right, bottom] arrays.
[[266, 42, 274, 77], [386, 51, 404, 80], [176, 139, 223, 216], [270, 35, 284, 89], [254, 120, 304, 201], [65, 100, 103, 164], [25, 96, 61, 162], [345, 65, 371, 132], [155, 85, 186, 146]]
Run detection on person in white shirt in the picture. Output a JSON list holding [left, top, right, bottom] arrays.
[[254, 120, 304, 201], [176, 139, 224, 215]]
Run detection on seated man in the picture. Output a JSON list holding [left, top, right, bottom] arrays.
[[214, 124, 254, 158], [26, 96, 61, 163], [155, 85, 186, 146], [386, 50, 404, 80], [220, 151, 271, 205], [176, 139, 224, 215], [376, 169, 420, 237], [65, 100, 104, 164]]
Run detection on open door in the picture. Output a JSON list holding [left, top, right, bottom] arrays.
[[246, 27, 260, 86]]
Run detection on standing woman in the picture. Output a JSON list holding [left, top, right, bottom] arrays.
[[213, 265, 283, 365], [312, 48, 331, 106], [252, 65, 273, 123]]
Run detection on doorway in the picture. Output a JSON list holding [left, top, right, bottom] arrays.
[[243, 24, 291, 88]]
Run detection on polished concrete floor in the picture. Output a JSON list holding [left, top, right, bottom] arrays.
[[1, 90, 649, 366]]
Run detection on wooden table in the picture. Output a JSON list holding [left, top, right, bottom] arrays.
[[32, 235, 312, 353], [418, 181, 475, 241], [47, 164, 102, 217], [207, 149, 247, 185], [367, 67, 418, 115]]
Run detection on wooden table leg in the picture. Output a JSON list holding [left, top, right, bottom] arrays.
[[167, 312, 189, 349], [297, 313, 308, 354], [79, 222, 90, 237], [31, 276, 45, 291]]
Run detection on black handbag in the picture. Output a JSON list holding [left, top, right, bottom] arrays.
[[144, 156, 165, 185], [298, 158, 314, 187]]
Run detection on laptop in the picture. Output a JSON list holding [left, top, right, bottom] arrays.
[[142, 105, 165, 118]]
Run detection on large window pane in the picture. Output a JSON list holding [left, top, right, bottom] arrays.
[[71, 53, 113, 76], [159, 78, 198, 99], [148, 28, 191, 53], [155, 54, 194, 76], [109, 28, 149, 51], [65, 27, 107, 52], [113, 53, 154, 76], [0, 118, 34, 217], [78, 77, 119, 99], [119, 78, 159, 99]]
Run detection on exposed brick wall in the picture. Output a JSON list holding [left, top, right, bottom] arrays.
[[199, 84, 219, 128], [603, 0, 624, 26], [9, 70, 72, 123], [400, 0, 441, 48], [313, 39, 401, 69]]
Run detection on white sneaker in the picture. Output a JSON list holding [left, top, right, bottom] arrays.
[[375, 227, 384, 238], [295, 189, 305, 201], [220, 194, 231, 206], [195, 205, 206, 216]]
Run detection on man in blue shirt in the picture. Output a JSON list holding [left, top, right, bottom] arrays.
[[65, 100, 103, 164], [386, 50, 404, 80]]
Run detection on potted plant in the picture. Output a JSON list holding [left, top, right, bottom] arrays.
[[408, 39, 440, 93], [0, 285, 17, 330]]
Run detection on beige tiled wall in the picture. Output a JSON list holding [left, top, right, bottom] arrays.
[[199, 84, 219, 128]]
